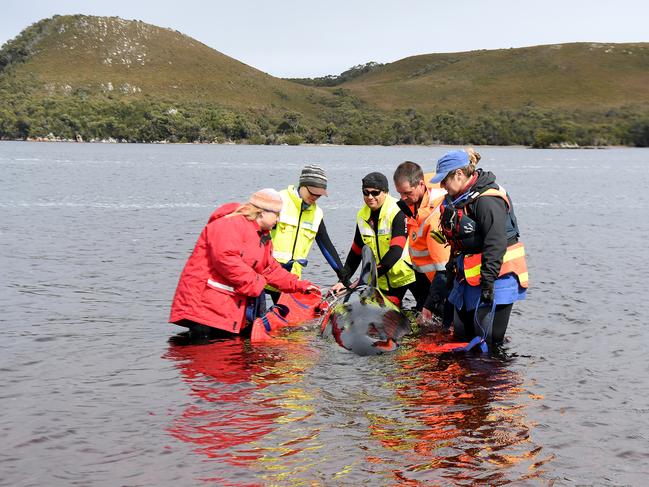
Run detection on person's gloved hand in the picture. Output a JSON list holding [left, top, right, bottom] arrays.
[[446, 272, 455, 291], [445, 260, 456, 290], [423, 271, 447, 317], [480, 282, 494, 305], [337, 267, 352, 288]]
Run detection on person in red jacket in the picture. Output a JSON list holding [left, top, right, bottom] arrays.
[[169, 188, 319, 337]]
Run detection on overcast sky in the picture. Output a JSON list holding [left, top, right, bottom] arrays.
[[2, 0, 648, 78]]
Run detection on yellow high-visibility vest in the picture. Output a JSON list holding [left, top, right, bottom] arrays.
[[270, 185, 323, 279], [357, 194, 415, 291]]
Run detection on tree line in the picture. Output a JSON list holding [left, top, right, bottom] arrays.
[[1, 88, 648, 147]]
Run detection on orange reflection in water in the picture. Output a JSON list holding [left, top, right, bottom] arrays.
[[163, 329, 550, 485], [364, 332, 550, 485]]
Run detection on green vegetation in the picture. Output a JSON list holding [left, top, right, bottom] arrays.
[[335, 44, 649, 113], [288, 62, 384, 87], [1, 15, 649, 147], [4, 87, 648, 147]]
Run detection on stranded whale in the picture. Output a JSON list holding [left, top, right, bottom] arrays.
[[319, 246, 412, 356]]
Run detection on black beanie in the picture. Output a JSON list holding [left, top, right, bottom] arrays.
[[362, 172, 389, 192]]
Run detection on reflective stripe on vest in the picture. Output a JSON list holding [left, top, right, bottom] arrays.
[[357, 194, 415, 290], [411, 261, 447, 273], [272, 250, 294, 262], [270, 185, 323, 279], [463, 242, 529, 288], [207, 279, 235, 293]]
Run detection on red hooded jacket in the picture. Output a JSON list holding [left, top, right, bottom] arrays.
[[169, 202, 309, 333]]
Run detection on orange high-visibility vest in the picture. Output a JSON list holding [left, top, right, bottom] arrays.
[[463, 242, 529, 288], [456, 186, 528, 288], [406, 174, 450, 281]]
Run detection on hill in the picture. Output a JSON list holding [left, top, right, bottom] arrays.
[[1, 15, 648, 146], [0, 14, 328, 113], [332, 43, 649, 112]]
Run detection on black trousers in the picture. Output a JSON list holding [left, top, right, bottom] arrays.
[[174, 319, 246, 338], [453, 303, 513, 345], [379, 271, 431, 310], [267, 289, 281, 304], [409, 271, 433, 311]]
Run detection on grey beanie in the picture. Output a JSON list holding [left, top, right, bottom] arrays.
[[299, 164, 328, 195]]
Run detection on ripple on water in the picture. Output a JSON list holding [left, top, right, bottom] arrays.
[[3, 144, 649, 485]]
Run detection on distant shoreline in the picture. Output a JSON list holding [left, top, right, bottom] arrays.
[[0, 139, 622, 149]]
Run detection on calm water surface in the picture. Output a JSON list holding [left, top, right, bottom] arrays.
[[1, 142, 648, 486]]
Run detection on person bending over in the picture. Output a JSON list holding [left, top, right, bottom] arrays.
[[169, 188, 318, 337]]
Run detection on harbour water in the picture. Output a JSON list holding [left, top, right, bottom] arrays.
[[1, 142, 648, 486]]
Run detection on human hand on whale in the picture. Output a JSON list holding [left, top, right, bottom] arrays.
[[329, 279, 358, 296]]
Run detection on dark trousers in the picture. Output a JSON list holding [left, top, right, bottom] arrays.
[[383, 284, 408, 305], [380, 271, 430, 310], [453, 303, 513, 345], [174, 319, 246, 338], [267, 289, 281, 304], [410, 271, 433, 311]]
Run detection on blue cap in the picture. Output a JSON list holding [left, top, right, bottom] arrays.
[[429, 150, 470, 183]]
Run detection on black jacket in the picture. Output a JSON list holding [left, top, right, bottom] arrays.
[[453, 169, 509, 289]]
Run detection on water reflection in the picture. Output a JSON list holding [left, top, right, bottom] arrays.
[[165, 336, 274, 465], [163, 329, 549, 485], [163, 332, 322, 485], [378, 330, 551, 485]]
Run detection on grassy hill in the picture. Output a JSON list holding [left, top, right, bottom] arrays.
[[1, 15, 648, 146], [330, 43, 649, 112], [0, 14, 329, 113]]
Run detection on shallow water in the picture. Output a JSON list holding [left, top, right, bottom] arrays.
[[1, 142, 648, 486]]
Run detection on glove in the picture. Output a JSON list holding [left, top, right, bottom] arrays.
[[480, 282, 494, 305], [430, 229, 446, 245], [446, 268, 456, 291], [337, 267, 352, 288], [445, 260, 456, 291]]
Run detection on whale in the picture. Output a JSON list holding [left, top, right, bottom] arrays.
[[319, 246, 412, 356]]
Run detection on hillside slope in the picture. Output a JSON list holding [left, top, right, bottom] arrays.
[[335, 43, 649, 112], [1, 17, 648, 146], [0, 14, 328, 113]]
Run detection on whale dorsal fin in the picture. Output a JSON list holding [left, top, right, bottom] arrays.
[[358, 245, 378, 297]]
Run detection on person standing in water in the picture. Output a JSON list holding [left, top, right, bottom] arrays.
[[268, 164, 348, 302], [432, 149, 528, 346], [331, 172, 415, 307], [169, 188, 319, 337], [393, 161, 450, 315]]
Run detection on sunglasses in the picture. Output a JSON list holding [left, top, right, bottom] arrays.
[[305, 187, 323, 198], [362, 189, 382, 197]]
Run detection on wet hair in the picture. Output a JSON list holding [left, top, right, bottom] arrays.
[[227, 203, 264, 220], [393, 161, 424, 187]]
